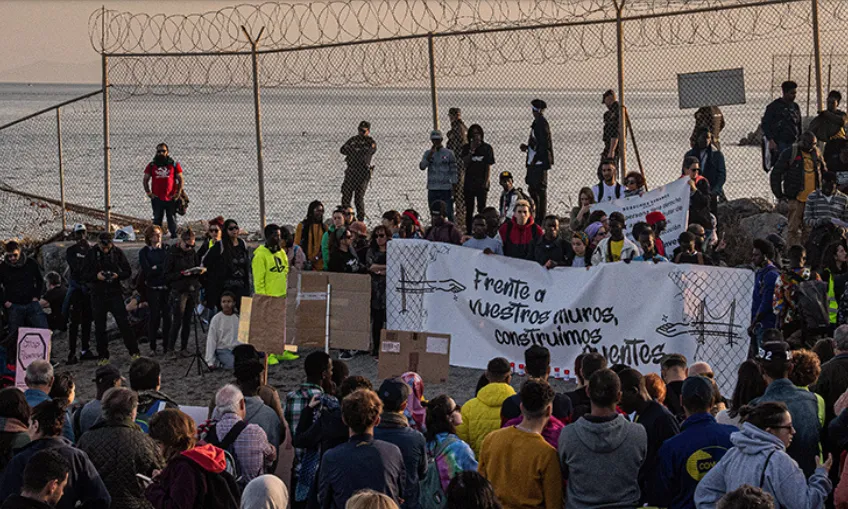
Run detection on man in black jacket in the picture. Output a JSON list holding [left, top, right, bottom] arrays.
[[164, 229, 205, 356], [82, 233, 139, 362], [0, 449, 70, 509], [520, 99, 553, 224], [0, 241, 48, 341], [64, 225, 94, 363], [770, 131, 825, 247], [762, 80, 802, 170]]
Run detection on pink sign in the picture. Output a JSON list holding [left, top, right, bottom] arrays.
[[15, 328, 52, 390]]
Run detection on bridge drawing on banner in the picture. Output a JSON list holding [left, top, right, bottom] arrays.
[[395, 265, 466, 313], [657, 270, 745, 351]]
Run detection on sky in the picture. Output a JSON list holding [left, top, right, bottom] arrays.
[[0, 1, 241, 83]]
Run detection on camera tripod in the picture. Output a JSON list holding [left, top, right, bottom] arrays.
[[184, 293, 211, 377]]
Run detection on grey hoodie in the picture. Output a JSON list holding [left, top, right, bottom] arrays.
[[244, 396, 283, 447], [694, 422, 831, 509], [558, 414, 647, 509]]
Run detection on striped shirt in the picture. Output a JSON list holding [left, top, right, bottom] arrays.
[[804, 190, 848, 227]]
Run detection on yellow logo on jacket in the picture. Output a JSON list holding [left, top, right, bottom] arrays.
[[685, 446, 728, 481]]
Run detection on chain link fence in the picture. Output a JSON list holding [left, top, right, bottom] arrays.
[[2, 0, 848, 242]]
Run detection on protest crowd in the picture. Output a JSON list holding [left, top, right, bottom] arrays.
[[3, 83, 848, 509]]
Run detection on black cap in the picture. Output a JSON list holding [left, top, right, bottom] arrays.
[[378, 378, 410, 409], [602, 89, 616, 103], [94, 364, 123, 385], [487, 357, 511, 377], [499, 170, 514, 181], [358, 121, 370, 130], [758, 341, 791, 362], [681, 375, 714, 406], [531, 99, 547, 111]]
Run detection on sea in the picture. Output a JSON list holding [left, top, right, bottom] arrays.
[[0, 82, 776, 232]]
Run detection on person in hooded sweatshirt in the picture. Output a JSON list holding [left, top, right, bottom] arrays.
[[145, 409, 239, 509], [0, 241, 48, 340], [694, 401, 832, 509], [558, 368, 647, 509], [424, 201, 463, 245], [457, 358, 516, 457], [498, 200, 543, 260]]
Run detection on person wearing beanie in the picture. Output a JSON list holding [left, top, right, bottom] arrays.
[[374, 379, 427, 509], [420, 129, 459, 222], [457, 358, 515, 456], [646, 210, 668, 257], [654, 376, 736, 509]]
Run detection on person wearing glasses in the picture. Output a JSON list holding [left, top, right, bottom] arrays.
[[197, 216, 224, 261], [322, 206, 355, 270], [422, 395, 478, 495], [203, 219, 250, 313], [143, 143, 184, 239], [623, 171, 645, 198], [695, 399, 832, 509], [164, 229, 205, 357], [82, 232, 140, 363], [366, 226, 390, 356], [328, 226, 366, 275], [0, 241, 49, 341], [340, 121, 377, 222]]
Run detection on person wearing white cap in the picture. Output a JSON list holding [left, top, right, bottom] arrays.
[[520, 99, 553, 224], [420, 129, 458, 222]]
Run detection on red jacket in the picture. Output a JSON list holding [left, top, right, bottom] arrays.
[[499, 217, 543, 259]]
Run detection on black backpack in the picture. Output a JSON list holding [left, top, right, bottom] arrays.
[[204, 420, 249, 488], [596, 182, 622, 201], [790, 277, 830, 330]]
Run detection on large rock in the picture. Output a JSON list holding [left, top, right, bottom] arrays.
[[717, 198, 775, 226], [738, 213, 787, 240]]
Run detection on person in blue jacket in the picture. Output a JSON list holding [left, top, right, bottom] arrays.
[[655, 376, 736, 509], [748, 238, 780, 357]]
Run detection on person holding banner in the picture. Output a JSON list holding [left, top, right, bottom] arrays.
[[534, 216, 573, 269], [498, 200, 542, 260], [252, 224, 296, 364], [633, 230, 668, 263], [591, 212, 639, 264]]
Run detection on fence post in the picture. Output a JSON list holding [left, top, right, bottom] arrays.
[[811, 0, 824, 111], [102, 53, 111, 232], [56, 108, 66, 232], [242, 26, 267, 233], [614, 0, 627, 179], [428, 33, 439, 131]]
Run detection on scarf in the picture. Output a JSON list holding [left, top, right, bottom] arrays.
[[585, 222, 604, 242], [242, 475, 289, 509], [152, 154, 175, 167], [401, 372, 427, 432], [379, 412, 409, 428]]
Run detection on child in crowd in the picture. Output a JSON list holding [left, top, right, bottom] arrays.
[[205, 291, 243, 369]]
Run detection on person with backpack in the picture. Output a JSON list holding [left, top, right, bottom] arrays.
[[498, 200, 543, 260], [143, 143, 184, 240], [497, 171, 533, 222], [673, 232, 712, 265], [591, 212, 639, 264], [129, 357, 178, 433], [374, 379, 427, 509], [773, 245, 829, 346], [145, 409, 240, 509], [593, 158, 624, 203], [77, 387, 164, 509], [205, 385, 276, 488], [770, 131, 825, 247], [694, 401, 832, 509], [420, 395, 478, 508]]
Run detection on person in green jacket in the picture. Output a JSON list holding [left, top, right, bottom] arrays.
[[321, 206, 353, 269], [252, 224, 297, 363]]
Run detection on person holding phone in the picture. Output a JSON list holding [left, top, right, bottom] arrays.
[[164, 229, 206, 357]]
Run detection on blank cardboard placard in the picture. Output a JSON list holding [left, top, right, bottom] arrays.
[[249, 294, 288, 354], [15, 328, 52, 390], [378, 330, 450, 384], [237, 296, 253, 344], [291, 272, 371, 351]]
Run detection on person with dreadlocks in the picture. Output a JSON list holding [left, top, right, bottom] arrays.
[[295, 201, 327, 271]]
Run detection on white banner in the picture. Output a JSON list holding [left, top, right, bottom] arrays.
[[592, 177, 691, 251], [387, 240, 753, 394]]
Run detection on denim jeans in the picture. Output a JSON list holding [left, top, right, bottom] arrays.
[[151, 197, 177, 238], [168, 292, 195, 352], [427, 189, 454, 222], [215, 348, 235, 369], [6, 301, 49, 339]]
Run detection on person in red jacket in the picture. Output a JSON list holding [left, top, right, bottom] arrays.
[[498, 200, 543, 260], [145, 409, 239, 509]]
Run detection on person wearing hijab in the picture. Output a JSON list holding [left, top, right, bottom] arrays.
[[401, 372, 427, 433], [240, 474, 289, 509]]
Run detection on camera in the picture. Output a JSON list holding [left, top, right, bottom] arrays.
[[101, 271, 114, 280]]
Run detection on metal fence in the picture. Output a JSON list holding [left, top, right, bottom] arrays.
[[2, 0, 848, 241]]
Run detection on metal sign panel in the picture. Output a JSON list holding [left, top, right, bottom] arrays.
[[678, 68, 746, 109]]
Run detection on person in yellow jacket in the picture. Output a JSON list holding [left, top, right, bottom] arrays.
[[252, 223, 298, 363], [456, 357, 515, 456]]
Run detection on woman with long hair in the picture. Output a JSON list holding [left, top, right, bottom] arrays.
[[568, 232, 592, 268], [422, 395, 478, 497], [695, 402, 832, 509], [295, 201, 327, 271], [140, 225, 171, 355], [145, 409, 239, 509], [569, 187, 596, 234], [328, 227, 366, 274], [366, 225, 389, 356], [197, 216, 224, 260], [822, 239, 848, 326], [716, 360, 768, 428], [204, 219, 250, 312], [446, 471, 502, 509]]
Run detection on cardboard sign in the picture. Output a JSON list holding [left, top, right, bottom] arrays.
[[15, 328, 52, 390], [378, 330, 450, 384], [238, 296, 295, 354], [288, 272, 372, 351]]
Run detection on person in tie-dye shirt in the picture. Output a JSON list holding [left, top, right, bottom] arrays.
[[424, 395, 478, 492]]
